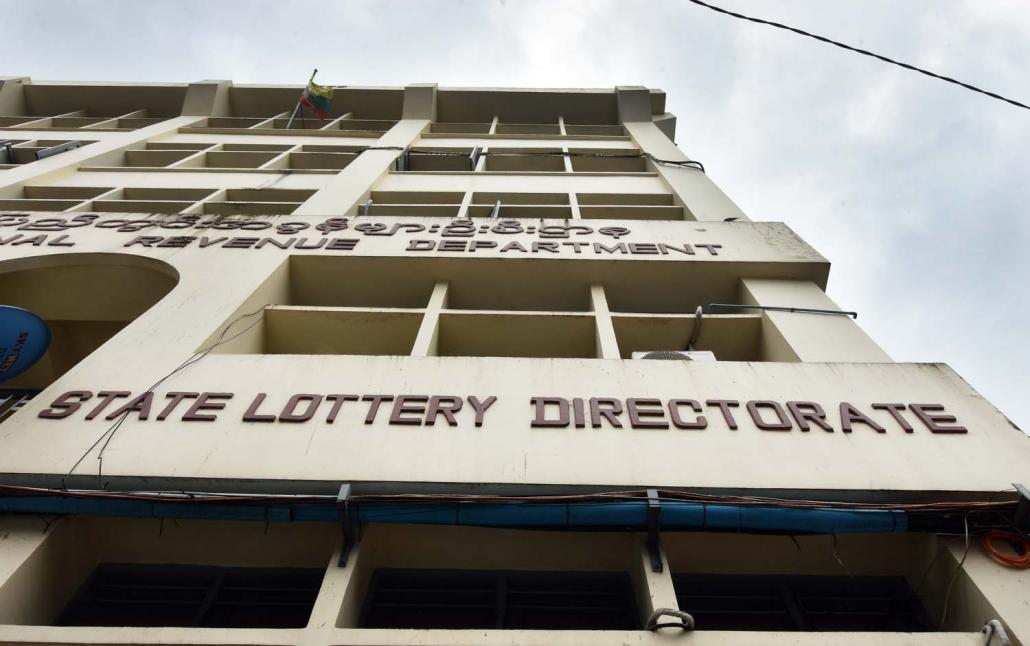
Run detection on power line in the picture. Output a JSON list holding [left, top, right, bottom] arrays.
[[683, 0, 1030, 112]]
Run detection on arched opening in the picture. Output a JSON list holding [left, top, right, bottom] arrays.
[[0, 253, 178, 410]]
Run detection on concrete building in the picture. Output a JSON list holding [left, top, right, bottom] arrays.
[[0, 76, 1028, 645]]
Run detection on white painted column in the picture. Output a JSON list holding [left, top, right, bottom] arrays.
[[741, 278, 890, 362], [632, 538, 681, 629], [0, 76, 29, 114], [590, 284, 621, 359], [411, 281, 449, 357], [617, 86, 748, 223]]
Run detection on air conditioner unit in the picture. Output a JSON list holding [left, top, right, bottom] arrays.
[[632, 350, 716, 361]]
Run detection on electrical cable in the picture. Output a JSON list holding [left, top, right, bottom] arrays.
[[1, 483, 1018, 516], [61, 304, 270, 487], [830, 533, 854, 578], [980, 530, 1030, 569], [939, 513, 971, 629], [1, 484, 1019, 545], [682, 0, 1030, 112], [288, 146, 704, 171], [395, 149, 704, 172]]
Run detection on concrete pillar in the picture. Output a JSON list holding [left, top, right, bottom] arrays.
[[306, 542, 361, 631], [411, 281, 449, 357], [590, 284, 621, 359], [293, 83, 436, 216], [182, 79, 233, 117], [940, 538, 1029, 642], [632, 538, 680, 629], [0, 76, 30, 115], [616, 86, 748, 223], [401, 82, 437, 121], [0, 517, 94, 627], [741, 278, 890, 362]]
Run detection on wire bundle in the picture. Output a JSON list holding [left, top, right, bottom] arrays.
[[981, 530, 1030, 569]]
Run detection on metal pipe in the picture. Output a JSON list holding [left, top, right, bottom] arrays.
[[0, 495, 906, 534], [34, 140, 81, 160], [706, 303, 858, 319]]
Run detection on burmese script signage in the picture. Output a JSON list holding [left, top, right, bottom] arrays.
[[0, 212, 723, 257], [38, 390, 968, 435]]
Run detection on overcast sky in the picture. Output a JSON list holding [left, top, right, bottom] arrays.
[[3, 0, 1028, 431]]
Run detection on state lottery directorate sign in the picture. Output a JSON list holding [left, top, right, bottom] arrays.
[[38, 389, 966, 435]]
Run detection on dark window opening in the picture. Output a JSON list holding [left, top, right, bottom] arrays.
[[673, 574, 931, 632], [0, 389, 40, 424], [361, 569, 639, 630], [57, 564, 324, 628]]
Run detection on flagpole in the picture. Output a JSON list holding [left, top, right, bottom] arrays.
[[286, 69, 317, 130]]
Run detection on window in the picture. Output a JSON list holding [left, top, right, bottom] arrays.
[[357, 190, 682, 220], [468, 192, 572, 218], [565, 124, 626, 136], [208, 256, 770, 361], [0, 111, 168, 132], [483, 148, 565, 172], [0, 139, 95, 167], [0, 389, 39, 424], [428, 122, 491, 135], [92, 187, 217, 214], [284, 144, 362, 170], [404, 147, 476, 172], [266, 118, 396, 133], [0, 186, 315, 215], [120, 142, 210, 168], [673, 574, 930, 632], [577, 193, 686, 221], [362, 191, 464, 217], [569, 148, 649, 173], [394, 147, 651, 175], [89, 142, 357, 172], [190, 116, 397, 134], [612, 313, 762, 361], [436, 312, 597, 358], [0, 186, 114, 211], [203, 188, 317, 216], [57, 564, 324, 629], [0, 516, 338, 628], [494, 122, 562, 136], [0, 253, 178, 391], [361, 569, 638, 630], [265, 307, 423, 356], [424, 121, 626, 137]]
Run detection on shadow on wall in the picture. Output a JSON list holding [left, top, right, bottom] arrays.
[[0, 253, 178, 390]]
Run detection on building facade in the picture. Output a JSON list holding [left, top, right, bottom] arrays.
[[0, 76, 1028, 645]]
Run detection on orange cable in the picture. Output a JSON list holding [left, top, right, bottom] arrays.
[[981, 530, 1030, 569]]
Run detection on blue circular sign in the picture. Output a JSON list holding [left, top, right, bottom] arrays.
[[0, 305, 51, 382]]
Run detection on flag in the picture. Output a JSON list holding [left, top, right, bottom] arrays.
[[300, 78, 333, 120]]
